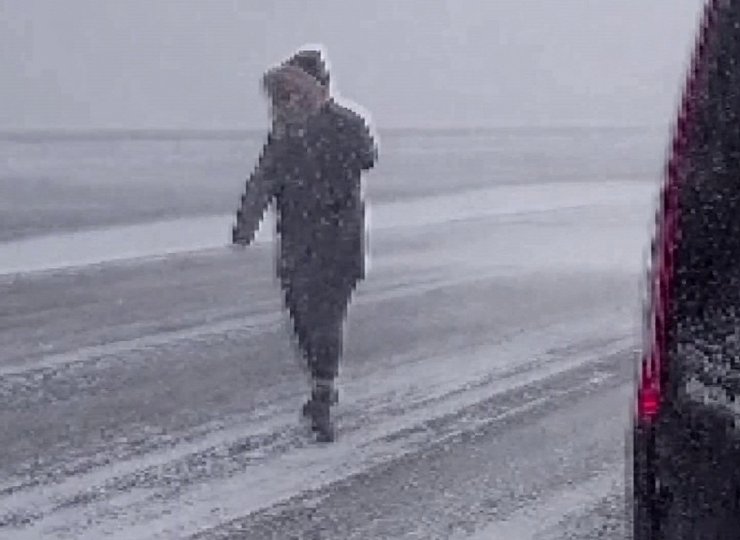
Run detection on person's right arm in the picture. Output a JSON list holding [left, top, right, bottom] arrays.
[[232, 135, 280, 246]]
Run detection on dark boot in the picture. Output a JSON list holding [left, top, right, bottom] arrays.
[[301, 378, 338, 443]]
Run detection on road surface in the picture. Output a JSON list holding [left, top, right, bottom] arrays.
[[0, 180, 650, 539]]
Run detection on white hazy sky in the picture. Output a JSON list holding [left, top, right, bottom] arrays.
[[0, 0, 707, 130]]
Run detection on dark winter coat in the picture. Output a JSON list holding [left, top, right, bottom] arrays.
[[233, 99, 377, 304]]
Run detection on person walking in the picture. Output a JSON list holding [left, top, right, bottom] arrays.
[[232, 48, 377, 442]]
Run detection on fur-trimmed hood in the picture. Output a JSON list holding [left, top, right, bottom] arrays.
[[262, 63, 325, 106]]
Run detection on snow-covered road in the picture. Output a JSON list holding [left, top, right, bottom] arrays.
[[0, 179, 652, 538]]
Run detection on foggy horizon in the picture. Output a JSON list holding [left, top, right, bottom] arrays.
[[0, 123, 671, 136], [2, 0, 706, 131]]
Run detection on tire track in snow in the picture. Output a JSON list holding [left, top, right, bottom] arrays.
[[0, 320, 634, 539]]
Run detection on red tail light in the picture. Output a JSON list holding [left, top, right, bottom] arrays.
[[638, 381, 661, 420], [638, 346, 663, 422]]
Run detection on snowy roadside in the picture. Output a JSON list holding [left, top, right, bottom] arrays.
[[0, 180, 653, 277]]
